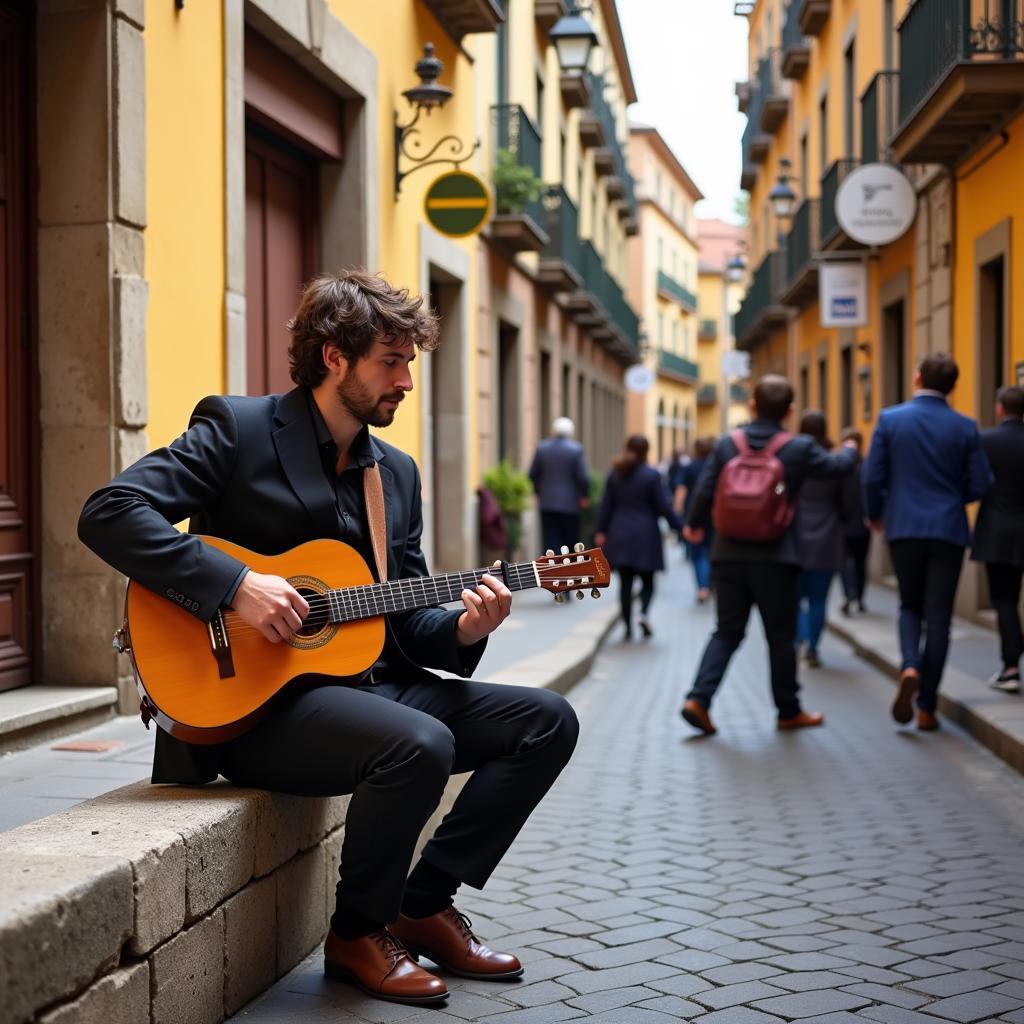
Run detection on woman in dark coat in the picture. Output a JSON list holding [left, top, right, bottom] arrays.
[[595, 435, 683, 641], [674, 437, 716, 604], [795, 410, 856, 667]]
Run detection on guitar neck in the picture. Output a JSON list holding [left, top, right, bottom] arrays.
[[327, 561, 539, 623]]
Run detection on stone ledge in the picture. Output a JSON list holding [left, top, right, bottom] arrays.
[[0, 686, 117, 752]]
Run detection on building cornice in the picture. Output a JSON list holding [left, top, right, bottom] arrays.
[[597, 0, 638, 104], [630, 125, 703, 201]]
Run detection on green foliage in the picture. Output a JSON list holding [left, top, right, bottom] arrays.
[[580, 469, 605, 545], [482, 459, 533, 516], [492, 149, 542, 215]]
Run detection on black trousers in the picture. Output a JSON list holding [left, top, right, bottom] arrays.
[[618, 567, 655, 630], [219, 678, 579, 928], [889, 539, 964, 711], [985, 562, 1024, 670], [842, 535, 871, 604], [541, 510, 582, 554], [687, 561, 802, 718]]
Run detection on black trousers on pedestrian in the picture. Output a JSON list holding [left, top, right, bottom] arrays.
[[687, 561, 802, 718], [541, 510, 582, 554], [842, 535, 871, 604], [889, 539, 964, 711], [985, 562, 1024, 670], [618, 567, 654, 632], [219, 678, 579, 929]]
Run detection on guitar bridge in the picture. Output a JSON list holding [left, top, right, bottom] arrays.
[[208, 609, 236, 679]]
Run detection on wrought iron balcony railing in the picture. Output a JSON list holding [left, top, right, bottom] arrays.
[[820, 159, 860, 247], [756, 49, 788, 134], [585, 71, 638, 216], [656, 270, 697, 312], [492, 104, 544, 225], [734, 250, 787, 348], [697, 383, 718, 406], [861, 70, 898, 164], [782, 3, 811, 79], [783, 198, 820, 299], [698, 318, 718, 341], [658, 349, 699, 383]]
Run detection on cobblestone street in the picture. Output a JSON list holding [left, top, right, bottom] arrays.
[[234, 557, 1024, 1024]]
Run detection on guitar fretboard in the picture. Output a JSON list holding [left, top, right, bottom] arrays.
[[326, 561, 539, 623]]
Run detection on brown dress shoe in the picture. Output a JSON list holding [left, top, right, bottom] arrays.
[[324, 928, 448, 1005], [892, 668, 919, 724], [681, 699, 716, 735], [778, 710, 825, 730], [917, 709, 940, 731], [392, 907, 524, 980]]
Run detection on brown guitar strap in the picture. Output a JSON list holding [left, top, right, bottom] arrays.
[[363, 462, 388, 584]]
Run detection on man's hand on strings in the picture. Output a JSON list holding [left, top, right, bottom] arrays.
[[456, 564, 512, 645], [231, 571, 310, 643]]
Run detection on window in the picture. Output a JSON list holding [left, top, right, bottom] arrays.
[[819, 93, 828, 175], [536, 74, 545, 134], [800, 132, 809, 196], [672, 318, 678, 350], [844, 40, 856, 157], [655, 170, 662, 204], [817, 355, 828, 420], [658, 312, 664, 344], [658, 236, 664, 270]]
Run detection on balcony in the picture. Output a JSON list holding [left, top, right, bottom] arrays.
[[534, 0, 567, 33], [560, 71, 590, 110], [697, 383, 718, 406], [563, 240, 641, 362], [740, 81, 771, 182], [797, 0, 831, 36], [490, 105, 549, 253], [782, 5, 811, 80], [586, 72, 639, 217], [756, 49, 788, 133], [422, 0, 504, 43], [657, 270, 697, 313], [734, 250, 788, 350], [658, 349, 699, 384], [781, 198, 820, 306], [593, 148, 615, 176], [578, 109, 605, 149], [698, 318, 718, 342], [730, 383, 750, 403], [892, 0, 1024, 165], [537, 186, 583, 293], [820, 158, 863, 250], [861, 70, 898, 164], [736, 80, 751, 114]]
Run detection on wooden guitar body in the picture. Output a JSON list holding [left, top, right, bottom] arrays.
[[125, 536, 385, 744]]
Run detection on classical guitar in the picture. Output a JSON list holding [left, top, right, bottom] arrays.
[[115, 536, 611, 744]]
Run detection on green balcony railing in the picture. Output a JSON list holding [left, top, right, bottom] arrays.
[[657, 270, 697, 312], [577, 239, 640, 355], [540, 185, 582, 274], [698, 318, 718, 341], [492, 103, 544, 224], [586, 71, 638, 216], [898, 0, 1024, 129], [861, 70, 898, 164], [658, 349, 699, 382], [697, 383, 718, 405], [782, 2, 808, 60], [730, 383, 750, 403], [820, 158, 859, 244], [785, 198, 820, 287], [734, 250, 785, 345]]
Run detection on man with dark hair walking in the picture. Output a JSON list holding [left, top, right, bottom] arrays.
[[78, 269, 580, 1007], [971, 385, 1024, 693], [864, 353, 992, 731], [680, 374, 857, 735]]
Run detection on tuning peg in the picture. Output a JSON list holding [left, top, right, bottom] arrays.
[[591, 588, 600, 598], [560, 545, 569, 554], [546, 549, 555, 557], [554, 593, 566, 604], [575, 590, 584, 600], [574, 542, 584, 553]]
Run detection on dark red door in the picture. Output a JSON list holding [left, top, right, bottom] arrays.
[[245, 130, 319, 396], [0, 1, 35, 691]]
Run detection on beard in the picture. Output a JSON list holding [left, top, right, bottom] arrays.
[[336, 374, 403, 427]]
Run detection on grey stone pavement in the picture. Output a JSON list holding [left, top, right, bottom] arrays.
[[232, 549, 1024, 1024], [0, 585, 608, 833]]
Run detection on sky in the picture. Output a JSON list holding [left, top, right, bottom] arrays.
[[618, 0, 749, 224]]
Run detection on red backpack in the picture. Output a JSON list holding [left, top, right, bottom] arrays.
[[712, 430, 795, 541]]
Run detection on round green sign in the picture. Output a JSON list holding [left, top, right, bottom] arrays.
[[424, 171, 492, 238]]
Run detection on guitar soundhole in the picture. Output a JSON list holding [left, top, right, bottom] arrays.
[[295, 586, 330, 638]]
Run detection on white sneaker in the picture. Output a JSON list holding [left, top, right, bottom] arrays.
[[989, 670, 1021, 694]]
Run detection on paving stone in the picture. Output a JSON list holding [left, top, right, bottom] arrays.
[[769, 971, 853, 992], [478, 1005, 586, 1024], [752, 989, 871, 1017], [907, 969, 1006, 998], [923, 991, 1022, 1022], [501, 980, 579, 1008], [839, 981, 930, 1008], [571, 938, 680, 970], [694, 1010, 786, 1024], [860, 1009, 961, 1024], [558, 963, 678, 995], [564, 985, 652, 1012], [700, 963, 784, 985], [692, 979, 788, 1009]]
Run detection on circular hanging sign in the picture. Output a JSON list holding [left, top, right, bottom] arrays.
[[625, 364, 656, 394], [835, 163, 916, 246], [424, 171, 492, 238]]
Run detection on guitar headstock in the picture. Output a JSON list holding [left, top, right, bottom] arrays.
[[534, 544, 611, 603]]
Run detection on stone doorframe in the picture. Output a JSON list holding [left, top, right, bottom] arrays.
[[223, 0, 379, 392], [418, 226, 473, 572]]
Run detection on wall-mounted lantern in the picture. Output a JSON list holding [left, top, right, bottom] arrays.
[[549, 4, 599, 73]]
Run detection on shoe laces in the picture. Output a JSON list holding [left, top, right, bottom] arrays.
[[372, 929, 409, 964], [445, 907, 478, 941]]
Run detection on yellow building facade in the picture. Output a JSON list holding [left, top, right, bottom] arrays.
[[735, 0, 1024, 618], [626, 127, 702, 463]]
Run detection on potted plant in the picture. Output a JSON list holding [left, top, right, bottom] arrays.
[[492, 148, 542, 216], [482, 458, 533, 559]]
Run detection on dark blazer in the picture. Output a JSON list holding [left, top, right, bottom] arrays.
[[863, 394, 993, 546], [78, 388, 486, 784], [797, 472, 855, 572], [528, 437, 590, 514], [841, 459, 869, 540], [595, 464, 682, 573], [687, 419, 857, 566], [972, 418, 1024, 567]]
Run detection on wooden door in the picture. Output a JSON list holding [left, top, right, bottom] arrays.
[[0, 1, 35, 691], [245, 129, 319, 396]]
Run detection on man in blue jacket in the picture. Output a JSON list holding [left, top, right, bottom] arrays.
[[528, 417, 591, 554], [863, 353, 993, 731]]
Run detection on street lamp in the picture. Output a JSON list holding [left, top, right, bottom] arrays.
[[725, 252, 746, 284], [769, 157, 797, 246], [549, 4, 599, 73]]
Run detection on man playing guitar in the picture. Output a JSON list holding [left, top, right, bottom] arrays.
[[78, 269, 580, 1007]]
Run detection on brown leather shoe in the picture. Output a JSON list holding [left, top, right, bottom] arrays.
[[892, 668, 920, 724], [391, 907, 524, 980], [917, 709, 940, 732], [778, 710, 825, 730], [681, 699, 716, 735], [324, 928, 448, 1005]]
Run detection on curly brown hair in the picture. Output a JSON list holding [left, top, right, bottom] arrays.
[[287, 269, 441, 388]]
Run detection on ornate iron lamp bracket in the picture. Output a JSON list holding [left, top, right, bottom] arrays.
[[394, 104, 480, 197]]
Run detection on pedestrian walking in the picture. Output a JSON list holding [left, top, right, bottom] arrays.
[[679, 375, 857, 736], [839, 427, 871, 616], [863, 352, 993, 731], [528, 417, 590, 555], [795, 411, 856, 669], [971, 385, 1024, 693], [594, 435, 683, 642], [674, 437, 715, 603], [665, 447, 689, 497]]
